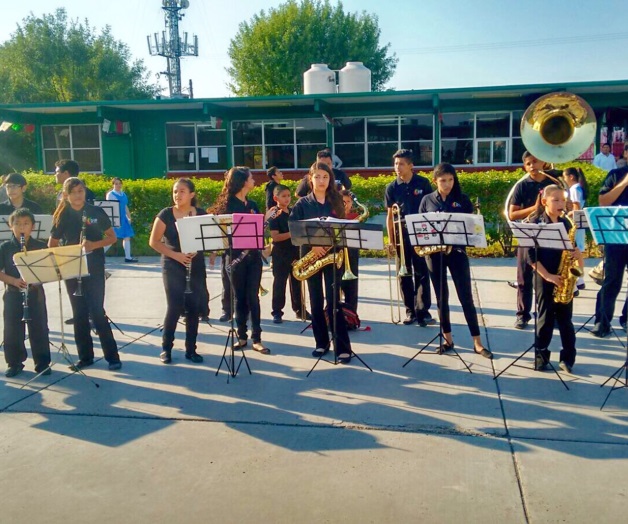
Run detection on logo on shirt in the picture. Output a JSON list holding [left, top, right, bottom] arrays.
[[452, 201, 462, 208], [86, 217, 98, 226], [414, 189, 423, 196]]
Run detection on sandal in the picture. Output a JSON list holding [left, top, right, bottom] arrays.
[[252, 342, 271, 355], [474, 346, 493, 359]]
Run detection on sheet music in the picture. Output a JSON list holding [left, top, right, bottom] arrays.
[[13, 245, 89, 284], [0, 214, 52, 241], [584, 206, 628, 245], [508, 221, 572, 250], [176, 214, 231, 252], [405, 212, 487, 249], [94, 200, 121, 229]]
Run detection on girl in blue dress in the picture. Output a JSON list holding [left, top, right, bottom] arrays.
[[106, 177, 137, 263]]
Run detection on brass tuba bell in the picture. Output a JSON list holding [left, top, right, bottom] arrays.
[[520, 92, 597, 164]]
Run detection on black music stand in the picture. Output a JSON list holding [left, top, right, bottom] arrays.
[[402, 212, 486, 373], [494, 221, 571, 390], [290, 218, 381, 376], [13, 245, 99, 388], [584, 206, 628, 409]]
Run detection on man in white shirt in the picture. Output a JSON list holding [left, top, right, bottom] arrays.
[[593, 143, 617, 172]]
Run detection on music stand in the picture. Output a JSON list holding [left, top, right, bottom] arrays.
[[402, 212, 487, 373], [290, 217, 382, 376], [94, 200, 121, 229], [0, 214, 53, 242], [584, 206, 628, 409], [494, 220, 571, 390], [12, 245, 99, 388], [571, 210, 596, 335]]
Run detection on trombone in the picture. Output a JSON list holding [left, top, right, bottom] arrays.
[[386, 203, 410, 324]]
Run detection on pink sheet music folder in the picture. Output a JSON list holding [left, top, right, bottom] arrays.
[[232, 213, 264, 249]]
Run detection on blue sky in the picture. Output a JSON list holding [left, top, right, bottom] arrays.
[[1, 0, 626, 98]]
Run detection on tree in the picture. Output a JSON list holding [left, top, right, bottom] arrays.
[[0, 8, 160, 103], [227, 0, 397, 96]]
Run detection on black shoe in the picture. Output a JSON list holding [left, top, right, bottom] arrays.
[[273, 314, 283, 324], [69, 358, 94, 371], [507, 281, 518, 289], [5, 364, 24, 378], [474, 347, 493, 359], [124, 257, 139, 263], [534, 351, 550, 371], [160, 351, 172, 364], [403, 313, 416, 325], [65, 317, 75, 325], [514, 318, 528, 330], [312, 347, 329, 358], [108, 361, 122, 371], [185, 352, 203, 363], [417, 317, 435, 328], [35, 364, 52, 375], [559, 361, 572, 374], [577, 283, 586, 290], [573, 290, 580, 298], [295, 310, 312, 321], [590, 323, 611, 338], [621, 321, 627, 331], [219, 312, 230, 322], [200, 315, 210, 322], [337, 353, 352, 364], [437, 342, 454, 355]]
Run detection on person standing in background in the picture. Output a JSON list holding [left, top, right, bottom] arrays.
[[106, 178, 138, 263], [593, 143, 617, 172]]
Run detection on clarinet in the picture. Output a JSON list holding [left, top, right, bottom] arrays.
[[74, 211, 88, 297], [20, 234, 30, 322], [226, 207, 279, 274], [184, 211, 193, 294]]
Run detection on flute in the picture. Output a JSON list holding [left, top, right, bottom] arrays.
[[20, 234, 30, 322]]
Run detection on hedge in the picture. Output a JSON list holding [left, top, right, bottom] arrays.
[[18, 161, 608, 257]]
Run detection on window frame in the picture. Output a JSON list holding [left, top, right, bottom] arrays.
[[41, 124, 103, 173], [165, 121, 228, 172]]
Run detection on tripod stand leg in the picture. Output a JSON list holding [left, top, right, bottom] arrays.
[[600, 364, 628, 410], [402, 332, 441, 367]]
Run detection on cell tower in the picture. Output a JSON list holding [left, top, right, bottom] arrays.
[[147, 0, 198, 98]]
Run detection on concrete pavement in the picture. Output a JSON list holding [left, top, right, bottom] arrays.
[[1, 257, 628, 523]]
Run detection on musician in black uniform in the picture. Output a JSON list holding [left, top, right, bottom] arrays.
[[209, 167, 270, 354], [149, 178, 206, 364], [0, 209, 51, 377], [418, 163, 492, 358], [0, 173, 43, 215], [508, 151, 556, 329], [49, 178, 121, 371], [290, 162, 353, 363], [268, 184, 305, 323], [591, 162, 628, 337], [385, 148, 433, 326], [295, 149, 352, 197]]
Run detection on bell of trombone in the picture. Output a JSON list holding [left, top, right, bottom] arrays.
[[520, 92, 596, 164], [342, 247, 358, 281]]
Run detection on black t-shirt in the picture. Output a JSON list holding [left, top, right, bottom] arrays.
[[295, 168, 352, 197], [511, 175, 555, 215], [526, 212, 573, 276], [384, 174, 433, 216], [0, 235, 47, 292], [156, 206, 207, 272], [0, 198, 43, 215], [225, 195, 261, 259], [600, 166, 628, 206], [268, 207, 299, 258], [50, 204, 112, 267]]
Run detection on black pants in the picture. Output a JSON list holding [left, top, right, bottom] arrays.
[[271, 251, 302, 317], [307, 262, 351, 354], [398, 231, 431, 321], [516, 247, 534, 322], [595, 244, 628, 329], [65, 258, 119, 364], [426, 249, 480, 337], [340, 248, 359, 313], [3, 289, 51, 370], [535, 277, 576, 367], [231, 254, 263, 342], [162, 263, 203, 353], [221, 253, 232, 316]]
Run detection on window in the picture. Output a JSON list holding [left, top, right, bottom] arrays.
[[232, 119, 327, 169], [334, 115, 434, 168], [42, 124, 102, 172], [166, 122, 227, 171]]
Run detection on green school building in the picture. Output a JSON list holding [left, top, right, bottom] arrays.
[[2, 79, 628, 180]]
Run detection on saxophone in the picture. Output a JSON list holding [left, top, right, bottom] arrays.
[[553, 214, 583, 304], [292, 247, 343, 281]]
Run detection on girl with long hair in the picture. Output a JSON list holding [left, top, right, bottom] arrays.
[[418, 163, 492, 359], [209, 167, 270, 354], [49, 177, 122, 371], [149, 178, 207, 364], [289, 162, 353, 363]]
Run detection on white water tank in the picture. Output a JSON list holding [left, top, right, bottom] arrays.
[[338, 61, 371, 93], [303, 64, 336, 95]]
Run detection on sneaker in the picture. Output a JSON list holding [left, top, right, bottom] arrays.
[[590, 323, 611, 338], [272, 314, 283, 324], [108, 361, 122, 371], [185, 352, 203, 363], [160, 350, 172, 364], [403, 313, 416, 325], [559, 361, 572, 374], [69, 358, 94, 371], [534, 354, 548, 371], [514, 318, 528, 330], [124, 257, 139, 263], [5, 364, 24, 377], [219, 312, 230, 322]]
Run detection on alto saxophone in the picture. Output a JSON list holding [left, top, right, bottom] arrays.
[[553, 214, 583, 304], [292, 247, 343, 282]]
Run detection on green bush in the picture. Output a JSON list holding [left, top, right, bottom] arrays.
[[19, 162, 609, 257]]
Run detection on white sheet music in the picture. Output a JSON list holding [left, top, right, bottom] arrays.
[[0, 214, 53, 241], [176, 214, 232, 252], [94, 200, 121, 229], [13, 245, 89, 284], [508, 221, 572, 250], [405, 212, 487, 248]]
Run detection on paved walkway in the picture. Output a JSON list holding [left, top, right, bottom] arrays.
[[1, 257, 627, 523]]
